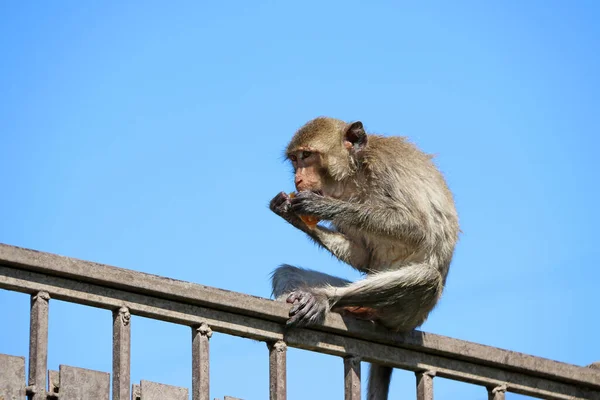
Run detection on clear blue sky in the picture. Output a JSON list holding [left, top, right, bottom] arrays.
[[1, 1, 598, 399]]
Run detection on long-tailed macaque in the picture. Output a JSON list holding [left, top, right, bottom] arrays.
[[269, 117, 459, 400]]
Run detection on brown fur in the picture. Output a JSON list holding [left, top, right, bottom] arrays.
[[269, 116, 459, 400]]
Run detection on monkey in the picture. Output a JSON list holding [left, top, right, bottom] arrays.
[[268, 117, 459, 400]]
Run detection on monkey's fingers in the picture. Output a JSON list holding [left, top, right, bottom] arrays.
[[289, 293, 315, 316], [288, 300, 322, 327], [286, 291, 303, 304], [277, 191, 291, 202], [286, 314, 302, 326], [286, 303, 313, 326], [286, 292, 313, 325], [270, 192, 290, 210], [289, 192, 323, 217], [301, 303, 322, 321], [289, 201, 312, 216]]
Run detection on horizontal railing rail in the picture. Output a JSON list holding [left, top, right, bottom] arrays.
[[0, 243, 598, 400]]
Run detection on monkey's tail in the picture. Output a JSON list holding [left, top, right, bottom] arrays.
[[367, 364, 393, 400]]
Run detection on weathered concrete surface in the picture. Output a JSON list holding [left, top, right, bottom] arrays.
[[0, 242, 597, 391], [192, 323, 212, 400], [488, 384, 507, 400], [415, 370, 435, 400], [343, 356, 361, 400], [213, 397, 244, 400], [48, 369, 59, 394], [139, 380, 189, 400], [1, 265, 598, 399], [59, 365, 110, 400], [0, 354, 25, 399], [1, 243, 600, 400], [28, 291, 49, 400], [112, 306, 131, 400], [132, 383, 141, 400], [267, 341, 287, 400]]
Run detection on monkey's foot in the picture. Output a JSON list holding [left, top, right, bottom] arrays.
[[285, 290, 328, 327], [336, 306, 380, 321]]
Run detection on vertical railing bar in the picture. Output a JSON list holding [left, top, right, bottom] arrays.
[[343, 356, 361, 400], [27, 290, 49, 400], [192, 322, 212, 400], [487, 384, 507, 400], [415, 370, 435, 400], [112, 306, 131, 400], [267, 340, 287, 400]]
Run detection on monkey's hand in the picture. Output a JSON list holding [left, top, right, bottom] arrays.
[[289, 191, 336, 220], [269, 192, 310, 227], [286, 289, 329, 327]]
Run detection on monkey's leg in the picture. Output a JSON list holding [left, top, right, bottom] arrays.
[[331, 263, 440, 306], [271, 264, 350, 300], [334, 305, 381, 320], [314, 262, 442, 329], [273, 266, 394, 398], [367, 364, 393, 400], [271, 264, 351, 326]]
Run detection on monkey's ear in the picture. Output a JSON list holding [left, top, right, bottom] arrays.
[[344, 121, 367, 151]]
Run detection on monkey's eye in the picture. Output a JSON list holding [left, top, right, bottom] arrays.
[[289, 155, 297, 162], [302, 151, 312, 159]]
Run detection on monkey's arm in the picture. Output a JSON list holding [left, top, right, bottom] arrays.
[[269, 192, 369, 268], [290, 191, 427, 243], [287, 262, 442, 327]]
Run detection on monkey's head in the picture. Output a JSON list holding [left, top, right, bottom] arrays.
[[286, 117, 368, 197]]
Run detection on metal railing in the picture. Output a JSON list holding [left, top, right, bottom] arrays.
[[0, 243, 598, 400]]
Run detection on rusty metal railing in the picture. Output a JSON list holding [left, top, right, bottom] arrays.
[[0, 243, 599, 400]]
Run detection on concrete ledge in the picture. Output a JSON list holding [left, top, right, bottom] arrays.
[[0, 242, 598, 392]]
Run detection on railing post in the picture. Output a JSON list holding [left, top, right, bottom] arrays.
[[192, 322, 212, 400], [415, 370, 435, 400], [344, 356, 361, 400], [112, 306, 131, 400], [487, 384, 507, 400], [27, 291, 49, 400], [267, 340, 287, 400]]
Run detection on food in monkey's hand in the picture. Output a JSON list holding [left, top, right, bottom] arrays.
[[289, 192, 320, 228]]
